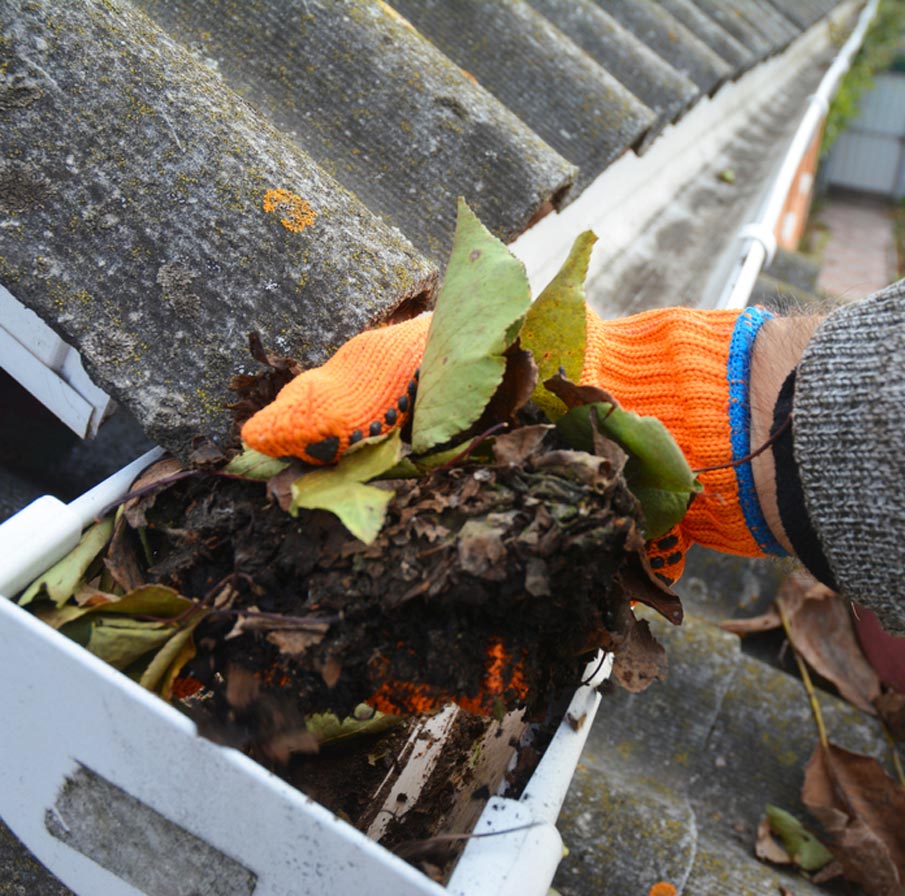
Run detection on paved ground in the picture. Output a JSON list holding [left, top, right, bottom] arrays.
[[814, 190, 899, 298]]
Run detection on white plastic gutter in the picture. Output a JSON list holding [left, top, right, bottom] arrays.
[[716, 0, 880, 309], [0, 446, 165, 598]]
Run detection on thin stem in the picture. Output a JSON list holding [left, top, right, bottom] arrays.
[[777, 600, 828, 749], [883, 726, 905, 788], [693, 413, 791, 475], [438, 422, 509, 470]]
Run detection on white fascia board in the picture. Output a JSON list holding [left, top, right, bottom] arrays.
[[0, 282, 113, 437], [510, 0, 862, 308]]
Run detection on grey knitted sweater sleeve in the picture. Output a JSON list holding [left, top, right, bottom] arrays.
[[793, 280, 905, 633]]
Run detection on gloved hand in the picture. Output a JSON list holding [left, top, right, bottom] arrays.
[[242, 304, 787, 588]]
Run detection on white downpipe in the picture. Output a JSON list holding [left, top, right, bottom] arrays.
[[718, 0, 880, 309]]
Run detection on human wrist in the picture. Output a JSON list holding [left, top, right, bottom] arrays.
[[749, 315, 823, 556]]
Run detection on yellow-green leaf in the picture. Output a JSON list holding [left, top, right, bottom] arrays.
[[290, 430, 401, 543], [521, 231, 595, 420], [91, 584, 195, 618], [225, 446, 289, 480], [85, 617, 176, 670], [19, 518, 114, 608], [140, 618, 203, 695], [412, 199, 531, 454]]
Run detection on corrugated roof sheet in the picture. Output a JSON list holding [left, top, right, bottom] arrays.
[[656, 0, 756, 71], [594, 0, 734, 94], [554, 596, 899, 894], [527, 0, 700, 144], [689, 0, 795, 61], [0, 0, 853, 455], [1, 1, 440, 456], [132, 0, 577, 262], [388, 0, 656, 192]]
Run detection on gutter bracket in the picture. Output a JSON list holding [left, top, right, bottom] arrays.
[[738, 223, 778, 268]]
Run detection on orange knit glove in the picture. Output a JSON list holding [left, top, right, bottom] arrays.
[[242, 305, 787, 584], [579, 305, 788, 586]]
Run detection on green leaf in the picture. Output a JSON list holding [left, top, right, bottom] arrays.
[[556, 402, 701, 539], [85, 617, 176, 670], [412, 198, 531, 454], [382, 440, 479, 477], [19, 518, 114, 607], [290, 430, 401, 543], [225, 446, 289, 480], [520, 231, 595, 420], [766, 805, 834, 872], [306, 705, 401, 745]]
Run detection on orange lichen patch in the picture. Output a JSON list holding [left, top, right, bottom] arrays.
[[648, 882, 678, 896], [262, 188, 317, 233], [242, 314, 431, 464]]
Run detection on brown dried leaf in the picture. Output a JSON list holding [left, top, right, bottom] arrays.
[[802, 742, 905, 896], [615, 524, 683, 626], [853, 604, 905, 693], [779, 572, 880, 713], [755, 815, 793, 865], [228, 332, 303, 428], [720, 607, 781, 635], [875, 690, 905, 742], [609, 615, 668, 693], [228, 612, 331, 642], [266, 629, 327, 657], [105, 512, 145, 592], [225, 665, 261, 711], [457, 519, 507, 581], [543, 372, 618, 410], [188, 437, 227, 469], [123, 457, 186, 528], [492, 425, 553, 466], [267, 460, 309, 512], [321, 656, 342, 689], [471, 340, 538, 434]]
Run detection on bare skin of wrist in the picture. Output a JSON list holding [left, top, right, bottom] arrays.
[[749, 315, 823, 556]]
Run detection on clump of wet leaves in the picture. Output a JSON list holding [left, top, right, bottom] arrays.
[[17, 200, 695, 761], [122, 419, 674, 751]]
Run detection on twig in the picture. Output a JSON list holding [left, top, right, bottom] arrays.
[[437, 422, 509, 470], [777, 600, 828, 749], [96, 467, 267, 522], [393, 820, 545, 860], [693, 413, 791, 475], [882, 726, 905, 788]]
